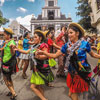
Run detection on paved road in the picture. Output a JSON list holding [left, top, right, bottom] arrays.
[[0, 54, 99, 100]]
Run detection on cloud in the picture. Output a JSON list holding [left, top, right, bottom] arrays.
[[16, 14, 36, 30], [9, 18, 14, 23], [17, 7, 27, 13], [28, 0, 35, 3], [0, 0, 5, 6], [0, 26, 3, 31]]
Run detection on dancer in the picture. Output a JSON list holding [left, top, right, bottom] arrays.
[[37, 23, 100, 100], [15, 30, 54, 100], [55, 26, 67, 77], [21, 32, 35, 79], [0, 28, 18, 100], [17, 35, 24, 70], [45, 30, 61, 52]]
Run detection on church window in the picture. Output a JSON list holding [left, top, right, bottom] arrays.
[[48, 1, 54, 6]]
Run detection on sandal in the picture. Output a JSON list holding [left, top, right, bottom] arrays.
[[10, 95, 17, 100], [6, 92, 12, 96], [22, 74, 27, 79]]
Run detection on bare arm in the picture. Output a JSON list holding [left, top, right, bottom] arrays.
[[10, 44, 16, 56], [35, 48, 48, 60], [89, 50, 100, 59], [53, 43, 61, 49], [37, 49, 62, 59], [91, 46, 97, 50], [28, 41, 35, 45], [17, 48, 31, 54]]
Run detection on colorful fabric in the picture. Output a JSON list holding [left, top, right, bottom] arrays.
[[21, 53, 30, 60], [97, 42, 100, 65], [49, 58, 57, 67], [61, 40, 91, 93], [39, 43, 48, 50], [67, 73, 89, 93], [47, 38, 53, 52], [61, 40, 91, 72], [23, 38, 30, 50], [30, 43, 54, 85], [57, 55, 65, 75], [16, 51, 20, 57], [3, 40, 16, 63], [55, 32, 65, 47], [18, 40, 23, 49], [2, 55, 18, 75], [30, 68, 54, 85]]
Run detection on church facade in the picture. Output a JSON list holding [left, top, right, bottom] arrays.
[[30, 0, 72, 35]]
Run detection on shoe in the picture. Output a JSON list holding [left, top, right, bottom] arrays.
[[22, 73, 27, 79], [6, 92, 12, 96], [10, 95, 17, 100]]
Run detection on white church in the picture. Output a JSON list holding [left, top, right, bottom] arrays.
[[30, 0, 72, 35]]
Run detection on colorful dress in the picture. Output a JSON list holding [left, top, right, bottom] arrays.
[[30, 43, 54, 85], [18, 40, 23, 59], [47, 38, 53, 52], [97, 42, 100, 65], [2, 40, 18, 79], [55, 32, 66, 76], [16, 40, 23, 57], [93, 42, 100, 75], [61, 40, 91, 93], [21, 38, 30, 60]]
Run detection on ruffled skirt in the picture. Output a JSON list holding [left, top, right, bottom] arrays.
[[67, 73, 89, 93], [30, 69, 54, 85]]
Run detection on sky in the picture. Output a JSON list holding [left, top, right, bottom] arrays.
[[0, 0, 80, 30]]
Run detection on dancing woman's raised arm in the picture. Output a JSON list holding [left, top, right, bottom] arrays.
[[37, 49, 62, 59]]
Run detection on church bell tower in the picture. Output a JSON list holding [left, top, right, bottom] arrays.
[[42, 0, 61, 20]]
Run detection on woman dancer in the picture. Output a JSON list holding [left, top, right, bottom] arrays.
[[16, 30, 54, 100], [1, 28, 18, 100], [21, 32, 35, 79], [37, 23, 100, 100], [17, 35, 24, 70]]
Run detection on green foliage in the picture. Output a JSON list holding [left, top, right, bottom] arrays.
[[0, 10, 9, 26], [76, 0, 97, 32]]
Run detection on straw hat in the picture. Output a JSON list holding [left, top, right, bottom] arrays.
[[69, 23, 85, 36], [3, 28, 14, 35], [34, 30, 45, 38], [34, 30, 49, 38], [43, 30, 49, 37]]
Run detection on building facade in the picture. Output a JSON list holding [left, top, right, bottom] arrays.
[[9, 20, 31, 38], [88, 0, 100, 33], [31, 0, 72, 35]]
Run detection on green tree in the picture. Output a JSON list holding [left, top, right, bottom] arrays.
[[76, 0, 97, 32], [0, 10, 9, 26]]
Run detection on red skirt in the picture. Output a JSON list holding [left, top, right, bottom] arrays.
[[66, 73, 89, 93]]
